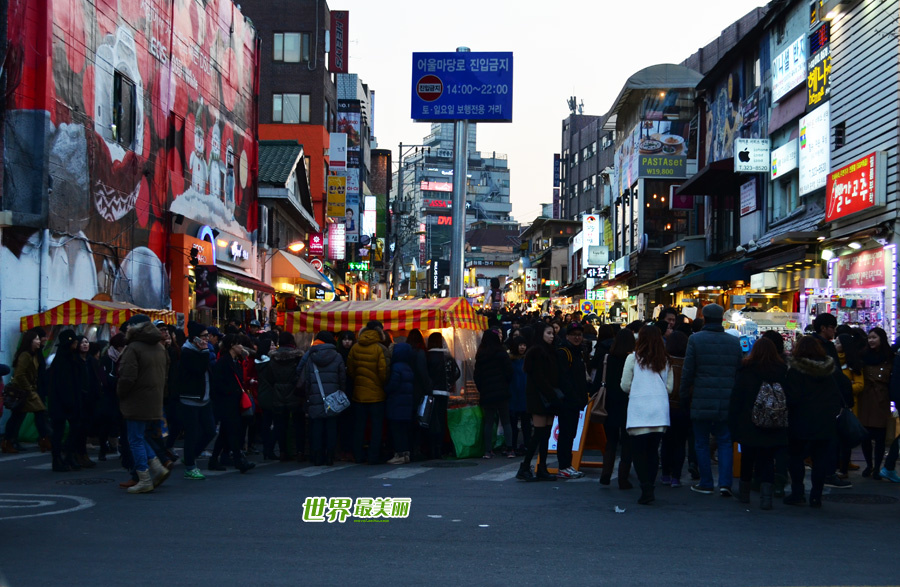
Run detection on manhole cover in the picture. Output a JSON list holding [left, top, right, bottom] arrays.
[[420, 461, 479, 468], [55, 478, 116, 486], [823, 493, 899, 505]]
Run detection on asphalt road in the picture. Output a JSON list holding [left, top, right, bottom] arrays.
[[0, 445, 898, 587]]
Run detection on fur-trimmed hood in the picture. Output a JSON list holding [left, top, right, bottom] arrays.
[[789, 355, 835, 377]]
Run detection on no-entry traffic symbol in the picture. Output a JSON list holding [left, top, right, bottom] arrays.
[[416, 75, 443, 102]]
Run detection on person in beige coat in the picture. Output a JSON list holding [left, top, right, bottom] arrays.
[[1, 330, 52, 453], [116, 315, 170, 493]]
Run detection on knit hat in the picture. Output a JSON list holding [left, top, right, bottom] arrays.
[[109, 333, 127, 348], [702, 303, 724, 321], [315, 331, 336, 345], [57, 329, 78, 348], [278, 332, 296, 347], [129, 314, 151, 325], [187, 321, 206, 339]]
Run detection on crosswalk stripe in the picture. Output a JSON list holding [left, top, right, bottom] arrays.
[[0, 452, 51, 463], [277, 463, 357, 477], [467, 462, 522, 482], [371, 467, 431, 479]]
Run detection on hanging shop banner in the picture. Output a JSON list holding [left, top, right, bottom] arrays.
[[552, 187, 560, 219], [194, 266, 217, 310], [771, 138, 798, 179], [326, 176, 346, 218], [825, 152, 886, 223], [740, 179, 757, 216], [337, 100, 361, 168], [309, 232, 324, 257], [329, 11, 349, 74], [328, 222, 346, 261], [411, 51, 514, 122], [582, 214, 600, 247], [772, 35, 807, 102], [734, 138, 770, 173], [807, 23, 831, 109], [524, 268, 538, 293], [834, 248, 886, 289], [329, 133, 347, 169], [553, 153, 560, 187], [799, 101, 830, 196]]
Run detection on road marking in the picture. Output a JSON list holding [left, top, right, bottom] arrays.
[[372, 467, 431, 480], [28, 463, 53, 471], [467, 462, 522, 482], [0, 494, 95, 521], [203, 461, 277, 476], [0, 452, 51, 463], [277, 463, 357, 477]]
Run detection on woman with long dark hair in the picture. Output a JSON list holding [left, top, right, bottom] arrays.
[[858, 327, 893, 480], [835, 333, 863, 476], [621, 326, 673, 504], [1, 330, 52, 454], [508, 336, 531, 454], [47, 330, 84, 472], [599, 329, 636, 488], [475, 330, 514, 458], [425, 332, 460, 459], [660, 331, 689, 488], [728, 337, 788, 509], [784, 336, 842, 508], [516, 324, 559, 481], [208, 334, 255, 473]]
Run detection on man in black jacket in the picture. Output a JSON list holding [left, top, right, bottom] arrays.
[[556, 322, 589, 479], [177, 321, 213, 480]]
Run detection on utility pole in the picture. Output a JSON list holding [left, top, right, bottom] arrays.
[[449, 46, 470, 299], [391, 141, 404, 299]]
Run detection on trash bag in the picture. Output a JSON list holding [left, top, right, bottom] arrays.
[[447, 406, 483, 459]]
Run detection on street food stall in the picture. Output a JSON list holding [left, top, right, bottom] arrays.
[[19, 298, 177, 338]]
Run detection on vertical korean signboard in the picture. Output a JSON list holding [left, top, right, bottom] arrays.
[[825, 152, 886, 223], [309, 232, 325, 257], [328, 223, 346, 261], [326, 176, 346, 217], [411, 52, 514, 122], [553, 154, 560, 219], [338, 100, 362, 168], [524, 268, 538, 294], [807, 23, 830, 109], [329, 133, 347, 170], [772, 35, 807, 102], [329, 11, 349, 73], [799, 101, 830, 195]]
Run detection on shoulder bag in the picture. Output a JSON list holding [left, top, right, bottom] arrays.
[[2, 381, 27, 411], [836, 392, 868, 449], [235, 373, 255, 417], [313, 363, 350, 416], [589, 356, 608, 422]]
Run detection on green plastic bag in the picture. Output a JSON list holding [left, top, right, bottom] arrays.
[[447, 406, 484, 459]]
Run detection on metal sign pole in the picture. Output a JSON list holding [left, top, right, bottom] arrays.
[[449, 46, 470, 299]]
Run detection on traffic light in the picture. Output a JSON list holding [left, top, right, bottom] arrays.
[[189, 246, 200, 267]]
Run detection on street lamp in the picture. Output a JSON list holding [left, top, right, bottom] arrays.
[[287, 241, 305, 253]]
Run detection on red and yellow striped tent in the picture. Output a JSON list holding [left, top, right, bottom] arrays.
[[20, 299, 177, 332], [284, 298, 488, 334]]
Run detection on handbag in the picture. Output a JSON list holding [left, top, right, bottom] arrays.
[[417, 395, 435, 428], [836, 407, 868, 449], [235, 374, 255, 417], [2, 382, 27, 411], [589, 356, 608, 422], [540, 387, 565, 411], [313, 363, 350, 416]]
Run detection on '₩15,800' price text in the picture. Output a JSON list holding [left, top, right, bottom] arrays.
[[447, 84, 510, 95]]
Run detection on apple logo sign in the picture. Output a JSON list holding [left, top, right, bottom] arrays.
[[738, 149, 751, 163]]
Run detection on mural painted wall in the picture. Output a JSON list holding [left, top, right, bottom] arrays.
[[2, 0, 259, 316]]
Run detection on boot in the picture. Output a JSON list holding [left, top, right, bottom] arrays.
[[760, 482, 774, 510], [237, 455, 256, 474], [64, 453, 81, 471], [1, 440, 19, 454], [403, 451, 411, 464], [738, 480, 751, 504], [38, 437, 52, 453], [618, 477, 634, 490], [77, 454, 97, 469], [638, 485, 655, 505], [536, 465, 557, 481], [119, 473, 139, 488], [516, 463, 537, 482], [387, 452, 405, 465], [148, 457, 171, 488], [773, 473, 787, 498], [127, 470, 154, 494], [52, 456, 71, 473], [208, 457, 226, 471]]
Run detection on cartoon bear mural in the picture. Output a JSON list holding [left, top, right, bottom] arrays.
[[1, 0, 259, 334]]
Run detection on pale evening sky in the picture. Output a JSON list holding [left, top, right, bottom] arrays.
[[332, 0, 768, 224]]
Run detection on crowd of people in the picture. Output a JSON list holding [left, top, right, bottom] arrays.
[[1, 304, 899, 508]]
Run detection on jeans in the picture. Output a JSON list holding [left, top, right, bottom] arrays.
[[631, 432, 663, 490], [4, 410, 52, 441], [693, 419, 733, 490], [126, 419, 157, 472], [353, 401, 385, 464], [789, 437, 835, 500], [309, 417, 337, 462], [661, 407, 690, 480], [556, 408, 579, 469], [212, 397, 243, 463], [482, 402, 513, 454], [509, 410, 532, 449], [179, 403, 216, 468], [740, 445, 776, 484]]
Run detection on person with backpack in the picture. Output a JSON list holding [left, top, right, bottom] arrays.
[[259, 332, 303, 461], [385, 342, 416, 465], [728, 337, 789, 510]]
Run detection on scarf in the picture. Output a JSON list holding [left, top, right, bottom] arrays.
[[108, 346, 122, 364]]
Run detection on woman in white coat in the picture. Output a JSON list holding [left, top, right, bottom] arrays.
[[621, 325, 674, 505]]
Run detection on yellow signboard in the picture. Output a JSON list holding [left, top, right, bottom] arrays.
[[327, 176, 346, 217]]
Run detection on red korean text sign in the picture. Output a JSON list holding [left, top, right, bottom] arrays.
[[826, 152, 883, 223], [329, 11, 349, 74], [834, 248, 886, 289]]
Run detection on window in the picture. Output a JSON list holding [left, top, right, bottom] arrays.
[[273, 33, 310, 63], [272, 93, 310, 123], [113, 72, 136, 149], [768, 175, 799, 224], [324, 101, 330, 130], [834, 121, 846, 149]]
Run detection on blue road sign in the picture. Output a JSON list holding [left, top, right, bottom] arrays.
[[411, 52, 514, 122]]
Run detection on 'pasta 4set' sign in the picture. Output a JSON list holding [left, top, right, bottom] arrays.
[[411, 52, 514, 122]]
